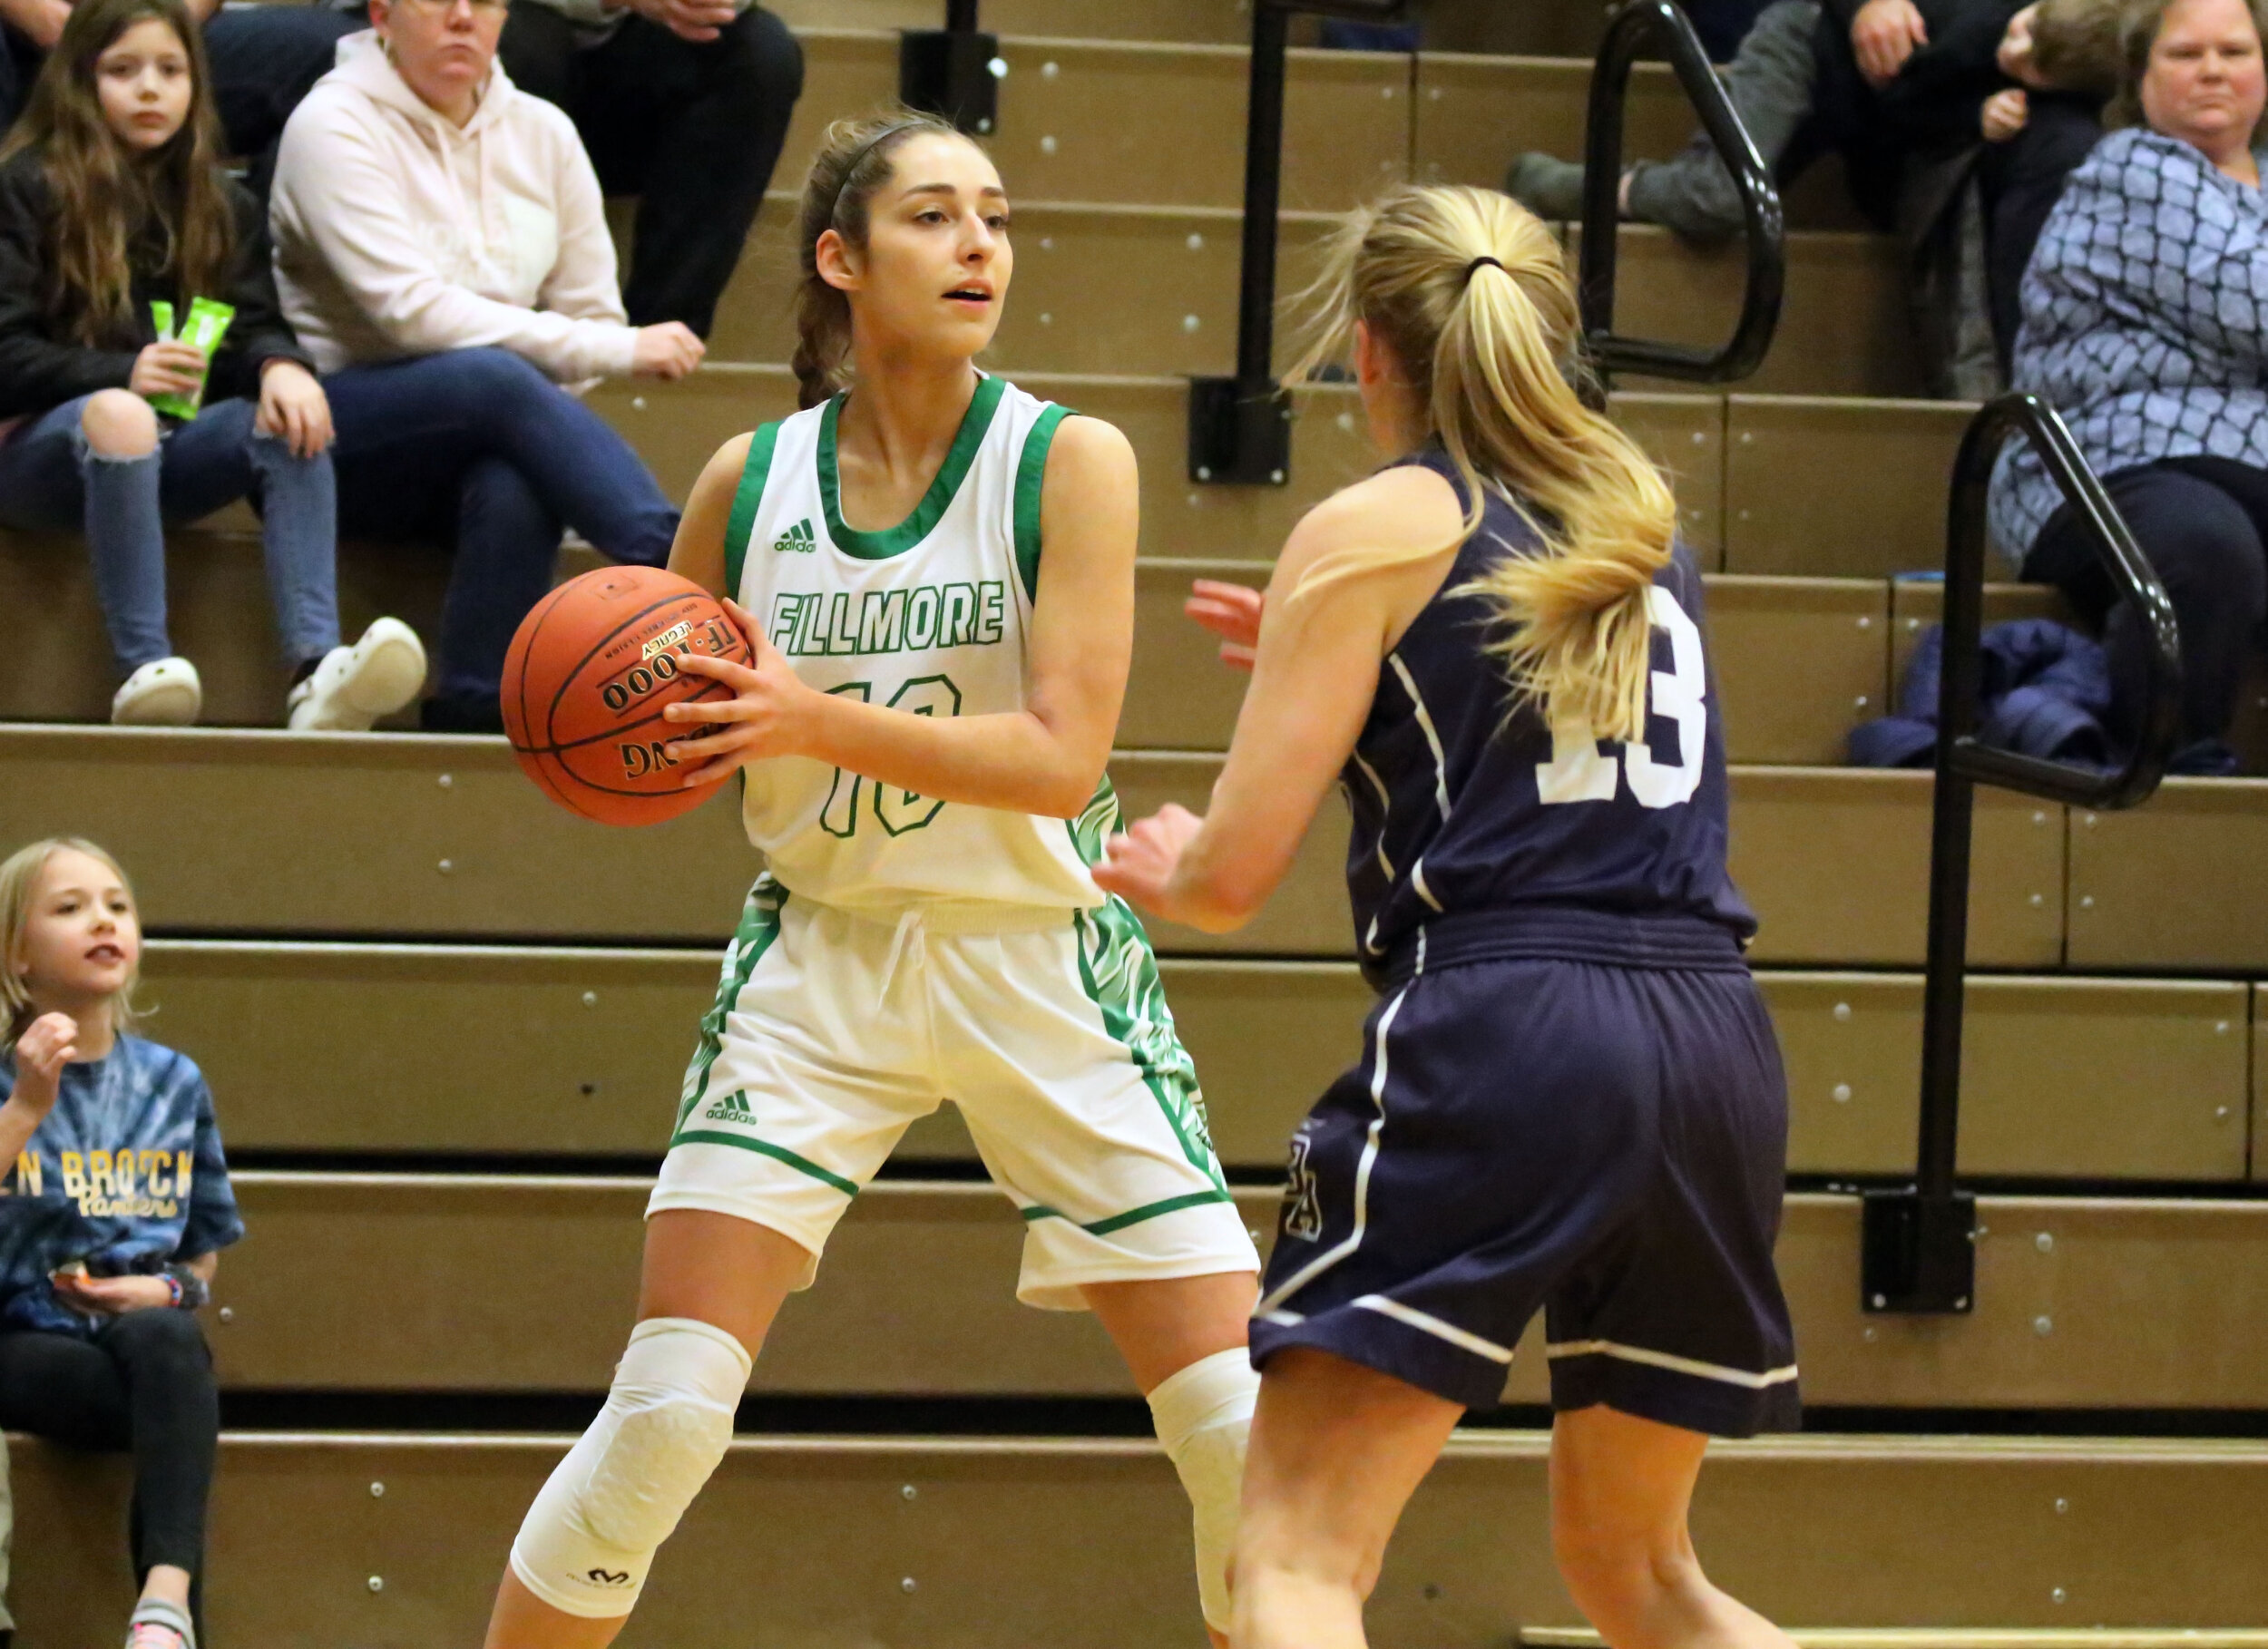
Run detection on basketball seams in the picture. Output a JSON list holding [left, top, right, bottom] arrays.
[[504, 566, 755, 826], [539, 589, 737, 750], [503, 577, 577, 753]]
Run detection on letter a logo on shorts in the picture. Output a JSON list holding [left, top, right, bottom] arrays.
[[703, 1089, 756, 1124], [1284, 1128, 1324, 1243]]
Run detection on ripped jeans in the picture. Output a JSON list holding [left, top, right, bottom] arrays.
[[0, 392, 340, 678]]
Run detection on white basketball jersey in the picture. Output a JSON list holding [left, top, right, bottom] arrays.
[[724, 376, 1114, 915]]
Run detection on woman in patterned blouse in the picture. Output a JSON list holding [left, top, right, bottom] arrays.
[[1990, 0, 2268, 774]]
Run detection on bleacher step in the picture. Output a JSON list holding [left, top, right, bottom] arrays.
[[144, 944, 2256, 1183], [14, 727, 2267, 969], [703, 195, 1912, 395], [199, 1177, 2268, 1410], [15, 1429, 2268, 1644]]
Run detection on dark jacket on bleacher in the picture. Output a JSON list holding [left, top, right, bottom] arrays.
[[0, 145, 311, 423]]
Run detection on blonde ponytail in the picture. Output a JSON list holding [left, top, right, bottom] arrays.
[[1286, 185, 1678, 746]]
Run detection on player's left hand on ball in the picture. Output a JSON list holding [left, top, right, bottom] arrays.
[[1092, 803, 1205, 913], [663, 599, 815, 785]]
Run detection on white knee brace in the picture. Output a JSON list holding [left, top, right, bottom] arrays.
[[509, 1317, 752, 1618], [1148, 1347, 1259, 1634]]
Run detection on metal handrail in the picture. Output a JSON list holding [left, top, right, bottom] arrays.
[[1862, 393, 2181, 1314], [1190, 0, 1409, 485], [1577, 0, 1784, 395]]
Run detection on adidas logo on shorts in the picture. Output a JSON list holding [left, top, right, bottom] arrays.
[[703, 1090, 756, 1123], [771, 518, 817, 554]]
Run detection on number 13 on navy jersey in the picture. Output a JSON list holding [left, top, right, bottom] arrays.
[[1536, 586, 1707, 811]]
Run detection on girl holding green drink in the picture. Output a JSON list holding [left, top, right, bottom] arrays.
[[0, 0, 424, 729]]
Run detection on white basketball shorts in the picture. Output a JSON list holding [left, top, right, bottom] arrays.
[[650, 878, 1258, 1309]]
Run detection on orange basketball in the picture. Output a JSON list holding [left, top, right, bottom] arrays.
[[501, 566, 752, 827]]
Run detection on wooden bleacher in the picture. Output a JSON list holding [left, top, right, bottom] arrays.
[[5, 0, 2267, 1639], [122, 945, 2256, 1182], [20, 1429, 2268, 1638]]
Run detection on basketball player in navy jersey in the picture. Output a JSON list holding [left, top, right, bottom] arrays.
[[1096, 183, 1802, 1649]]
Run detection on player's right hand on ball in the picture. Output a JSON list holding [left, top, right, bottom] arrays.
[[8, 1012, 77, 1118], [1185, 580, 1263, 672], [663, 600, 818, 785]]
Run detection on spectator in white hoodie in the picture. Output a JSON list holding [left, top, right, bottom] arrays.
[[269, 0, 704, 732]]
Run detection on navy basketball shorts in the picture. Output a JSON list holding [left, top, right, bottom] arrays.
[[1249, 955, 1800, 1436]]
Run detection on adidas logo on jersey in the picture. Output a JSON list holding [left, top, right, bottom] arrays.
[[703, 1090, 755, 1123], [771, 519, 817, 554]]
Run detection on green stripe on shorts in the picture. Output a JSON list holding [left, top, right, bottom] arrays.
[[669, 1127, 861, 1199], [1070, 892, 1227, 1190], [1020, 1188, 1237, 1236], [673, 878, 787, 1136]]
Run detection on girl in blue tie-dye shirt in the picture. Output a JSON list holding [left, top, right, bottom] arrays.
[[0, 836, 241, 1649]]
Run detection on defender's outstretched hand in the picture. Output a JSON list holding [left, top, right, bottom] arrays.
[[663, 599, 819, 785], [1094, 803, 1206, 921], [1185, 580, 1263, 672]]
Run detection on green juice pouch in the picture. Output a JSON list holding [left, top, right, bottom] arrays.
[[146, 297, 234, 421]]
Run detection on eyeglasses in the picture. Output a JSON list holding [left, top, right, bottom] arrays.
[[396, 0, 509, 15]]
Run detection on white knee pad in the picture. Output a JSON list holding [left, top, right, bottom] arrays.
[[509, 1317, 752, 1618], [1149, 1347, 1259, 1634]]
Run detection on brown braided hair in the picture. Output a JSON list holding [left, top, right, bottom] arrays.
[[789, 107, 967, 410]]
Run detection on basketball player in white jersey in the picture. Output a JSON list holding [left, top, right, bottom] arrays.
[[479, 110, 1260, 1649]]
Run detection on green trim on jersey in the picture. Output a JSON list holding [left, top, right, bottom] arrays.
[[1065, 775, 1121, 869], [1012, 402, 1072, 603], [1019, 1187, 1237, 1236], [1073, 898, 1226, 1188], [724, 421, 782, 602], [817, 375, 1007, 560], [674, 878, 787, 1135]]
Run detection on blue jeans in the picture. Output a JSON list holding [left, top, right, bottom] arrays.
[[322, 347, 679, 720], [0, 393, 340, 678]]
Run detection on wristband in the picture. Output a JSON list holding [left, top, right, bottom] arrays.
[[162, 1264, 208, 1311]]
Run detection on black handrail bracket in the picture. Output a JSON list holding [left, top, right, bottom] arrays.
[[1188, 0, 1406, 487], [1862, 393, 2181, 1314], [904, 1, 1000, 136]]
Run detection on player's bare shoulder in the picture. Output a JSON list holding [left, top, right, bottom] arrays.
[[1305, 460, 1463, 551], [1270, 458, 1467, 624], [1035, 413, 1140, 563], [1041, 414, 1139, 503], [669, 429, 763, 595]]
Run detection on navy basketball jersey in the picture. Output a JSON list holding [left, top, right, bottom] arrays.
[[1344, 448, 1756, 981]]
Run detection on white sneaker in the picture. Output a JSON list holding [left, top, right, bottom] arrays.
[[288, 618, 427, 732], [111, 658, 202, 726]]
